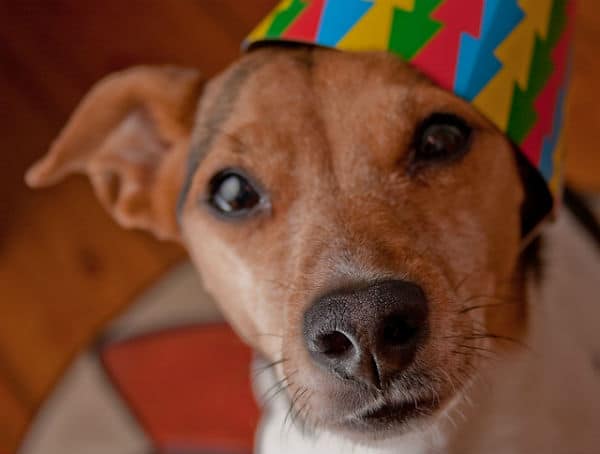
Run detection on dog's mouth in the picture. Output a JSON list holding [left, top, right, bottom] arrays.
[[344, 397, 438, 431]]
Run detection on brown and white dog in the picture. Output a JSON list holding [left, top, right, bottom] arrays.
[[26, 47, 600, 453]]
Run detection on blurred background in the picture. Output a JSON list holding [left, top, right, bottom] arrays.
[[0, 1, 599, 453]]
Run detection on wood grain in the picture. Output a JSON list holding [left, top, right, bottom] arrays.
[[0, 0, 598, 452], [0, 2, 273, 451], [567, 0, 600, 190]]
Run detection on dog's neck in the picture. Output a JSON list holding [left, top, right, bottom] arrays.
[[255, 211, 600, 454]]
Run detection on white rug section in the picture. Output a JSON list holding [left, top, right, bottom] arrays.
[[18, 353, 151, 454], [19, 261, 223, 454], [105, 261, 223, 342]]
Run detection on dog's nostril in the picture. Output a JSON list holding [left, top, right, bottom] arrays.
[[382, 315, 419, 346], [316, 331, 353, 357]]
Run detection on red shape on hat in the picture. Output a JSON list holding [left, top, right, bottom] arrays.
[[411, 0, 484, 90], [283, 0, 326, 41]]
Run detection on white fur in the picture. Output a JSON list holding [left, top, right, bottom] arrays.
[[256, 209, 600, 454]]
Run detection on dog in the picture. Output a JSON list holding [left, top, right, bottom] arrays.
[[25, 23, 600, 454]]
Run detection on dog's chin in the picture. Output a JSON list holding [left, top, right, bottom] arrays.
[[331, 397, 439, 439], [295, 391, 443, 442]]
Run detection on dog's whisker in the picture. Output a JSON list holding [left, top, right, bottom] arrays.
[[462, 389, 474, 409], [458, 301, 521, 314], [261, 371, 298, 404], [432, 387, 442, 410], [264, 379, 295, 411], [260, 375, 290, 404], [301, 392, 315, 435], [282, 387, 304, 432], [463, 332, 530, 350], [459, 293, 521, 305], [269, 384, 291, 406], [290, 388, 310, 432], [450, 349, 494, 362], [460, 304, 519, 317], [451, 274, 472, 293], [292, 389, 312, 435], [442, 406, 459, 430], [455, 343, 497, 354], [440, 332, 527, 347], [253, 332, 284, 339], [252, 357, 288, 377], [451, 270, 521, 295]]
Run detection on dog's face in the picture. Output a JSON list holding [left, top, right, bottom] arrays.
[[27, 47, 527, 439]]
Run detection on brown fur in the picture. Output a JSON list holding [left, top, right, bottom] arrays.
[[27, 47, 528, 437]]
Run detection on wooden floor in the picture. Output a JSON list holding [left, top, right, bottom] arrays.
[[0, 1, 599, 452]]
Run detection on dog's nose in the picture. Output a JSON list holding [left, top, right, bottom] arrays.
[[303, 280, 428, 389]]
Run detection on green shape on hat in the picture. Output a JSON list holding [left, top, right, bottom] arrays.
[[389, 0, 443, 59], [507, 0, 568, 143], [266, 0, 308, 38]]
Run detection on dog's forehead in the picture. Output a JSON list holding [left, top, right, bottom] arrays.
[[197, 47, 427, 125], [237, 47, 427, 106], [191, 48, 441, 162]]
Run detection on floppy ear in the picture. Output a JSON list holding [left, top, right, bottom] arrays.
[[26, 66, 203, 241]]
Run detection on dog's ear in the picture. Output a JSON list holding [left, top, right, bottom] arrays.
[[25, 66, 203, 241]]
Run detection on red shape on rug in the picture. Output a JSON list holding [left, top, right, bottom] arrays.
[[101, 324, 259, 453]]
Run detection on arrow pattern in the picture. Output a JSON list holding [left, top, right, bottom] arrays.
[[244, 0, 575, 205], [473, 0, 553, 131], [284, 0, 326, 40], [337, 0, 415, 51], [522, 0, 574, 175], [388, 0, 443, 60], [454, 0, 524, 100], [265, 0, 308, 37], [316, 0, 373, 46], [411, 0, 483, 90]]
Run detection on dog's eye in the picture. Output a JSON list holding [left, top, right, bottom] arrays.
[[208, 170, 261, 217], [413, 113, 472, 163]]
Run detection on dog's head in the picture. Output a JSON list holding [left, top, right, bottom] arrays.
[[27, 47, 534, 438]]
